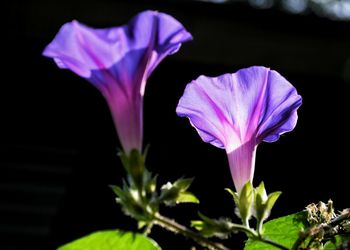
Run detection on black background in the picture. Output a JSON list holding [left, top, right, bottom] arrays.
[[1, 0, 350, 249]]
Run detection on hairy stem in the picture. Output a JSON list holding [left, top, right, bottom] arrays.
[[292, 209, 350, 250], [153, 213, 230, 250]]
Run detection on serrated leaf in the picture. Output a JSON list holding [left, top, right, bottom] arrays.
[[57, 230, 161, 250], [244, 211, 309, 250], [176, 192, 199, 204]]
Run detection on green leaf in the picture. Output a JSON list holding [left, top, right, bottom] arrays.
[[57, 230, 161, 250], [176, 192, 199, 204], [244, 211, 309, 250]]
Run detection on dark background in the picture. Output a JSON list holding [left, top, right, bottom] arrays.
[[1, 0, 350, 249]]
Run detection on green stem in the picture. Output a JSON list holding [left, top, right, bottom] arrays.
[[153, 213, 230, 250], [256, 219, 263, 236], [243, 218, 250, 228], [143, 221, 154, 236], [229, 223, 257, 237]]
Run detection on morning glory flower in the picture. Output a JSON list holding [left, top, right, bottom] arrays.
[[176, 66, 302, 192], [43, 10, 192, 153]]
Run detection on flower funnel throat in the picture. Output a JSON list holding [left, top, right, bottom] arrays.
[[43, 10, 192, 153], [176, 66, 302, 192]]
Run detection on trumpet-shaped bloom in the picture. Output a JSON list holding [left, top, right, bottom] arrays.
[[43, 10, 192, 153], [176, 66, 302, 192]]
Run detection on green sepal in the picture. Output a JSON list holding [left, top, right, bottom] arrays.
[[254, 182, 281, 224], [239, 181, 254, 224], [110, 184, 153, 222], [255, 182, 267, 202], [225, 188, 240, 206], [191, 213, 235, 239], [265, 192, 282, 218], [119, 149, 145, 190], [145, 174, 157, 194], [226, 183, 254, 224], [142, 171, 160, 215], [137, 221, 147, 230], [159, 178, 198, 206], [176, 191, 199, 204], [110, 185, 126, 202]]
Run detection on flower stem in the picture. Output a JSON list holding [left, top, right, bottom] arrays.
[[153, 213, 230, 250], [256, 220, 263, 236]]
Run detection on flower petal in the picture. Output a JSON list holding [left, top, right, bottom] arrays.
[[176, 75, 240, 150], [256, 69, 302, 143], [176, 66, 302, 152], [43, 11, 193, 93], [43, 20, 119, 78], [43, 10, 192, 153]]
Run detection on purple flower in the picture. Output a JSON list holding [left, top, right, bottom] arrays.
[[43, 10, 192, 153], [176, 66, 302, 192]]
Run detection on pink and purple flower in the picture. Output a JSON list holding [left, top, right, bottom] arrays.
[[43, 10, 192, 153], [176, 66, 302, 192]]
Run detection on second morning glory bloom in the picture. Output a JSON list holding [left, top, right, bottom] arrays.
[[43, 10, 192, 153], [176, 66, 302, 192]]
